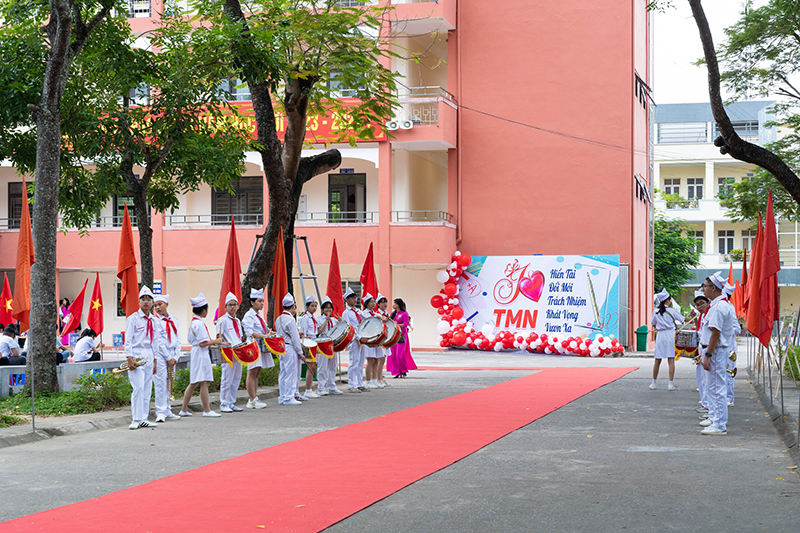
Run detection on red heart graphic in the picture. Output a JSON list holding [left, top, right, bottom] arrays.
[[518, 271, 544, 302]]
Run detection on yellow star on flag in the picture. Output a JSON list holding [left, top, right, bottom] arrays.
[[91, 299, 102, 310], [4, 299, 11, 311]]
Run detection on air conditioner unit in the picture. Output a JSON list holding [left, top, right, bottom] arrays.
[[399, 119, 414, 130], [386, 120, 400, 131]]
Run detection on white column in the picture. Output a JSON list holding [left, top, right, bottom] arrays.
[[704, 162, 714, 199], [704, 220, 715, 256], [653, 162, 660, 190]]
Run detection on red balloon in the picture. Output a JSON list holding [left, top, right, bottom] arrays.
[[452, 331, 466, 345], [437, 308, 446, 315], [444, 283, 457, 296], [458, 254, 472, 267], [430, 295, 444, 308], [451, 306, 464, 320]]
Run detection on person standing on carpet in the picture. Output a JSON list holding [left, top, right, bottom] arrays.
[[180, 293, 223, 418], [298, 295, 320, 399], [649, 289, 684, 391], [276, 293, 304, 405], [125, 286, 164, 430], [389, 298, 416, 378], [316, 296, 342, 396], [375, 294, 391, 387], [343, 288, 367, 393], [242, 288, 274, 410], [217, 292, 244, 413]]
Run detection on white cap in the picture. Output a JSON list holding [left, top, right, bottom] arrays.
[[376, 293, 387, 303], [305, 294, 317, 305], [139, 286, 154, 299], [362, 292, 374, 304], [654, 288, 670, 304], [344, 288, 356, 299], [225, 292, 239, 305], [723, 282, 735, 297], [321, 296, 332, 307], [250, 288, 264, 299], [693, 290, 709, 301], [282, 293, 295, 308], [190, 293, 207, 307], [709, 271, 727, 290], [154, 294, 169, 304]]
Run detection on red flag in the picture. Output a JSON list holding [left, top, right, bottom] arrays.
[[218, 218, 243, 316], [757, 190, 781, 346], [116, 203, 139, 317], [727, 262, 736, 310], [735, 248, 748, 318], [0, 273, 13, 326], [745, 213, 763, 334], [359, 242, 379, 308], [326, 239, 345, 318], [61, 279, 88, 338], [271, 226, 289, 318], [87, 272, 104, 335], [12, 176, 34, 333]]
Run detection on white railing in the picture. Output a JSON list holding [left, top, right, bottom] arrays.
[[296, 211, 379, 224], [164, 213, 263, 226], [391, 210, 453, 223], [128, 0, 151, 18], [396, 86, 457, 125]]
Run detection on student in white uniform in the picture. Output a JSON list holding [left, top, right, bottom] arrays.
[[298, 295, 321, 399], [691, 290, 711, 416], [153, 295, 181, 423], [217, 292, 244, 413], [242, 288, 274, 409], [180, 293, 223, 417], [72, 328, 104, 362], [375, 293, 391, 388], [649, 289, 685, 391], [343, 289, 368, 393], [125, 286, 164, 430], [698, 272, 736, 436], [723, 283, 740, 407], [0, 326, 26, 365], [275, 293, 304, 405], [316, 296, 342, 396], [360, 293, 384, 389]]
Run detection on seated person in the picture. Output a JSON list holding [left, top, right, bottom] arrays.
[[56, 337, 73, 364], [0, 325, 26, 365], [72, 328, 104, 362]]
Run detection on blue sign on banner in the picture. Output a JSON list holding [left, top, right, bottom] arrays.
[[152, 281, 162, 295], [112, 334, 124, 347], [69, 333, 80, 346]]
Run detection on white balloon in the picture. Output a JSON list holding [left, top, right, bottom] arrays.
[[436, 321, 451, 335], [465, 325, 473, 333], [459, 318, 467, 324], [481, 324, 494, 337], [454, 251, 462, 256], [450, 262, 457, 270], [544, 347, 552, 354], [436, 271, 450, 284], [493, 343, 503, 352], [569, 341, 578, 349], [487, 333, 496, 342]]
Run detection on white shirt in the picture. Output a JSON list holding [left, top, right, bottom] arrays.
[[342, 305, 363, 340], [700, 295, 737, 349], [0, 335, 20, 358], [157, 313, 181, 360], [72, 336, 96, 362], [650, 308, 684, 331], [275, 312, 302, 356], [124, 309, 164, 361], [317, 315, 337, 337], [216, 313, 243, 346], [242, 308, 270, 338], [298, 312, 319, 337]]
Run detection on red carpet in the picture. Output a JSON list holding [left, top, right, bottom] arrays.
[[2, 367, 635, 532]]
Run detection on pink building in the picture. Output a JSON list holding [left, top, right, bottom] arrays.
[[0, 0, 652, 348]]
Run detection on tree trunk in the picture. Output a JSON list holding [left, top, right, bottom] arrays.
[[689, 0, 800, 203], [128, 176, 153, 289]]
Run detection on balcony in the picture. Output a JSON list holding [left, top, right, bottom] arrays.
[[390, 87, 457, 151], [296, 211, 379, 225], [164, 213, 263, 227], [665, 198, 699, 210], [392, 0, 456, 34], [128, 0, 151, 18], [391, 210, 453, 224]]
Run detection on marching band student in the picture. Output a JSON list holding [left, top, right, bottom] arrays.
[[298, 295, 320, 399], [723, 283, 740, 407], [375, 294, 391, 388], [692, 290, 711, 418], [180, 293, 223, 418], [275, 293, 304, 405], [649, 289, 684, 391], [217, 292, 244, 413], [698, 272, 736, 436], [242, 288, 274, 409], [343, 288, 367, 393], [153, 295, 182, 423], [125, 286, 164, 430], [316, 296, 342, 396], [361, 293, 383, 389]]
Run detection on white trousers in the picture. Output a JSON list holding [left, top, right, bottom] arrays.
[[220, 360, 242, 409], [727, 354, 736, 404], [278, 352, 297, 403], [128, 360, 154, 422], [317, 354, 337, 392], [704, 347, 729, 431], [295, 354, 303, 395], [153, 354, 174, 417], [348, 342, 363, 388], [696, 363, 707, 408]]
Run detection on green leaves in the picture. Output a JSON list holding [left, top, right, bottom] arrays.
[[654, 214, 701, 297]]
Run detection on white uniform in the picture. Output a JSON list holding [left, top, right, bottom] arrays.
[[242, 308, 275, 370], [72, 336, 96, 362], [726, 301, 740, 405], [650, 307, 684, 359], [696, 309, 709, 409], [361, 308, 382, 359], [124, 310, 164, 422], [377, 309, 391, 357], [298, 312, 319, 394], [343, 305, 364, 389], [154, 313, 180, 417], [699, 295, 736, 431], [188, 316, 214, 383], [275, 311, 302, 404], [317, 315, 338, 393], [216, 313, 244, 410]]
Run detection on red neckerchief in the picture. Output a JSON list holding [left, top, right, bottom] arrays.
[[145, 315, 154, 344], [226, 314, 240, 337], [304, 312, 317, 332], [193, 316, 210, 340], [162, 315, 176, 343], [257, 313, 268, 334], [698, 307, 710, 330], [349, 306, 361, 324]]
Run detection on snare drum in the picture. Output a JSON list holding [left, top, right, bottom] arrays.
[[357, 317, 387, 347], [381, 319, 401, 348], [315, 336, 335, 358], [302, 338, 318, 363], [674, 329, 699, 359], [329, 320, 356, 352]]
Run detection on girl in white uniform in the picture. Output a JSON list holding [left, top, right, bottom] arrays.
[[316, 296, 342, 395], [180, 293, 223, 417], [650, 289, 685, 391], [298, 295, 320, 399], [72, 328, 103, 362], [376, 294, 391, 388], [242, 288, 274, 409], [361, 293, 384, 389]]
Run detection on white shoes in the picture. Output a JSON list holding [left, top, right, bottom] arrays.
[[155, 415, 166, 423], [129, 421, 140, 430], [347, 388, 361, 393], [701, 426, 727, 435], [727, 402, 734, 407], [365, 382, 378, 389], [178, 410, 193, 417], [203, 410, 222, 417], [667, 383, 677, 391], [699, 418, 713, 427], [318, 389, 329, 396], [649, 383, 657, 390], [165, 412, 181, 421], [246, 398, 267, 409], [220, 407, 234, 413], [375, 381, 386, 389], [281, 399, 302, 406], [305, 390, 320, 399], [329, 388, 343, 395], [130, 420, 157, 429], [231, 405, 243, 412]]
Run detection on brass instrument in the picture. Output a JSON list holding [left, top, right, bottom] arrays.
[[729, 351, 737, 362], [727, 367, 737, 378], [112, 357, 147, 376], [168, 368, 176, 401]]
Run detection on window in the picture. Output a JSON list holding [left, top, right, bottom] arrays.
[[718, 230, 735, 255], [687, 230, 704, 254], [687, 178, 703, 200], [217, 78, 250, 102], [112, 189, 148, 227], [128, 84, 150, 106], [742, 229, 757, 251], [212, 176, 263, 225], [657, 122, 707, 144], [663, 178, 680, 196], [7, 182, 33, 229], [342, 281, 362, 303], [116, 281, 142, 317], [713, 121, 759, 142], [717, 177, 735, 200], [329, 173, 366, 222]]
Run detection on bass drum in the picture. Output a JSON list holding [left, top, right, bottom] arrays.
[[382, 319, 401, 348], [357, 317, 387, 347]]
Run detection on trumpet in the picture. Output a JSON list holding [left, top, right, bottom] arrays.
[[729, 351, 737, 362], [112, 357, 147, 376], [168, 368, 175, 401], [727, 367, 738, 378]]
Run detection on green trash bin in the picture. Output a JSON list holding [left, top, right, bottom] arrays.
[[635, 325, 649, 352]]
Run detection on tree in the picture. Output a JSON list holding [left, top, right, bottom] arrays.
[[0, 0, 116, 392], [207, 0, 398, 318], [654, 214, 701, 297]]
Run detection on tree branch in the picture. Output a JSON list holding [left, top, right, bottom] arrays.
[[297, 149, 342, 184]]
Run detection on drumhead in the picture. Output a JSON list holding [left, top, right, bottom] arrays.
[[302, 338, 318, 348], [315, 336, 332, 343], [329, 320, 350, 339], [358, 317, 384, 339], [384, 320, 397, 337]]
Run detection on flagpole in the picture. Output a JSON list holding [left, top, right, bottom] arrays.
[[30, 347, 35, 435]]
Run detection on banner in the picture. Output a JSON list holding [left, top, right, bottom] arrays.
[[457, 255, 619, 340]]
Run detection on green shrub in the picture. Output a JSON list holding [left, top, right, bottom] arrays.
[[0, 413, 26, 428], [171, 357, 280, 397], [786, 346, 800, 381]]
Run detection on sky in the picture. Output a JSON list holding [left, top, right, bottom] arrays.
[[653, 0, 754, 104]]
